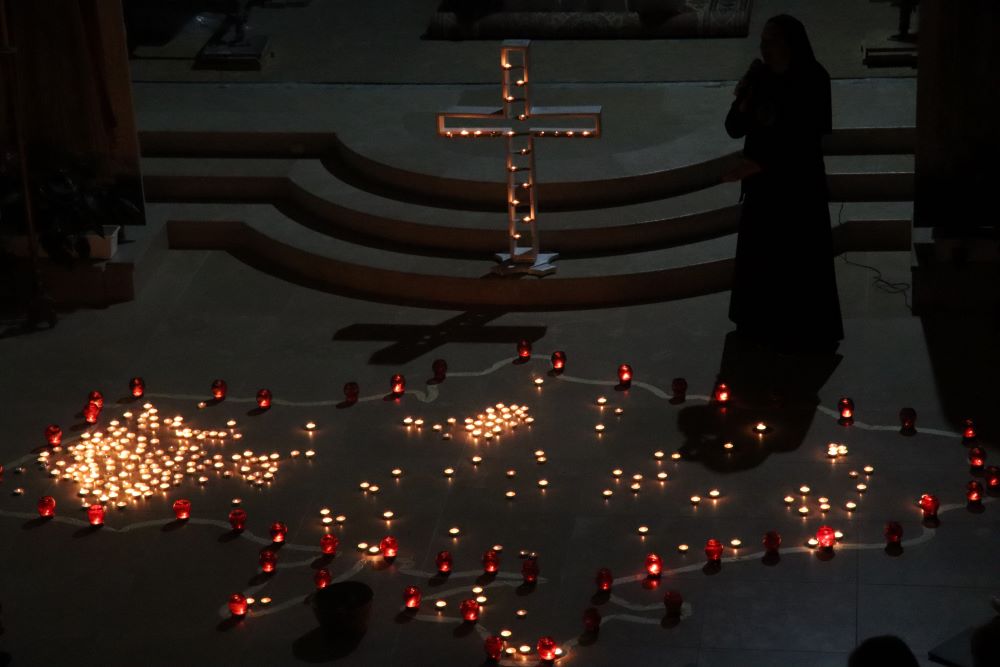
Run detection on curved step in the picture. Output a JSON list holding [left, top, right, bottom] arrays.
[[140, 127, 915, 211], [167, 217, 732, 310], [162, 203, 911, 311], [144, 157, 911, 258]]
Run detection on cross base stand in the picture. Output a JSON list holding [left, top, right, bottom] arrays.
[[493, 250, 559, 277], [196, 35, 270, 71]]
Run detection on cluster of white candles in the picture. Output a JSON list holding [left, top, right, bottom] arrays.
[[401, 403, 533, 441], [782, 465, 876, 515], [34, 403, 305, 508]]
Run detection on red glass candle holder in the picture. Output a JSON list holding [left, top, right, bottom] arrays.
[[380, 536, 399, 559], [228, 509, 247, 532], [87, 504, 105, 527], [583, 607, 601, 633], [899, 407, 917, 435], [645, 553, 663, 577], [211, 379, 227, 400], [87, 390, 104, 409], [517, 339, 532, 360], [228, 593, 248, 617], [884, 521, 903, 545], [37, 495, 56, 518], [256, 389, 272, 409], [551, 350, 566, 372], [969, 447, 986, 471], [314, 568, 332, 590], [986, 466, 1000, 491], [962, 418, 977, 443], [343, 382, 360, 404], [712, 380, 730, 405], [704, 539, 724, 563], [431, 359, 448, 382], [83, 401, 101, 424], [837, 397, 855, 426], [816, 525, 836, 549], [671, 377, 688, 401], [521, 556, 539, 584], [129, 377, 145, 398], [460, 599, 480, 622], [484, 636, 505, 660], [269, 521, 287, 543], [320, 533, 339, 556], [482, 549, 500, 574], [435, 550, 453, 575], [763, 530, 782, 552], [404, 585, 422, 609], [536, 637, 557, 661], [663, 590, 684, 616], [617, 363, 633, 386], [390, 374, 405, 396], [595, 567, 613, 592], [172, 499, 191, 520], [44, 424, 62, 447], [918, 493, 939, 518], [967, 480, 984, 504], [259, 548, 277, 573]]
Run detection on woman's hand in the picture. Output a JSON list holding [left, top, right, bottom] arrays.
[[721, 157, 763, 183], [734, 81, 752, 113], [733, 59, 764, 112]]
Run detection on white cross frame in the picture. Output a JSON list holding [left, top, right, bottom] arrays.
[[437, 40, 602, 276]]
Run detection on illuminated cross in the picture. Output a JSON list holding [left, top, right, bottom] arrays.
[[437, 39, 602, 276]]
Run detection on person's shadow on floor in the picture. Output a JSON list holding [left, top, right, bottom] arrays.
[[676, 330, 841, 473]]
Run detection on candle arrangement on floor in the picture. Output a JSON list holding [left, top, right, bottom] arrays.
[[7, 347, 990, 665]]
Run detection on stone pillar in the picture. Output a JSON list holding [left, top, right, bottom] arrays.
[[912, 0, 999, 313], [914, 0, 999, 232]]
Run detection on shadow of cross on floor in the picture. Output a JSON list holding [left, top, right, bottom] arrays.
[[333, 312, 546, 365]]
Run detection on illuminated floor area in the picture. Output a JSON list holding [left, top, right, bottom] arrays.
[[2, 14, 995, 663], [1, 243, 997, 666]]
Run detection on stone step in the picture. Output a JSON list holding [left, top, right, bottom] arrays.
[[143, 154, 913, 258], [140, 128, 915, 211], [161, 202, 910, 310]]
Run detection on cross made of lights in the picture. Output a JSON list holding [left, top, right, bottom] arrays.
[[437, 40, 602, 276]]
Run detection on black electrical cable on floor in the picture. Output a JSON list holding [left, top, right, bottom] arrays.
[[835, 202, 913, 312]]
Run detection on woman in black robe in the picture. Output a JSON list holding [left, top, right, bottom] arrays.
[[724, 14, 843, 353]]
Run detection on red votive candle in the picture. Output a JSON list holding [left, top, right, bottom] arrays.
[[87, 504, 105, 527], [172, 499, 191, 520], [320, 534, 339, 556], [228, 509, 247, 532], [211, 379, 227, 400], [314, 568, 332, 590], [404, 586, 422, 609], [256, 389, 272, 409], [129, 376, 145, 398]]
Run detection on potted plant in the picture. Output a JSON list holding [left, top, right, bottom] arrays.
[[0, 155, 142, 264]]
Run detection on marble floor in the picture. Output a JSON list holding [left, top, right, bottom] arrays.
[[3, 2, 999, 666], [1, 237, 997, 666]]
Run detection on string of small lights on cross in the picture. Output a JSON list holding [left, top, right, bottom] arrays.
[[7, 339, 994, 664]]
